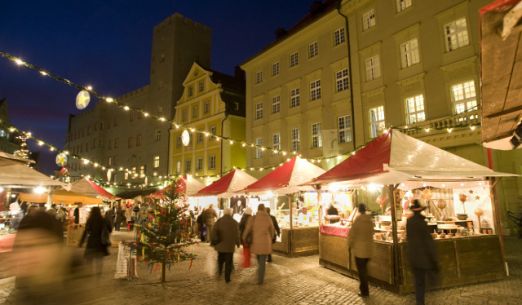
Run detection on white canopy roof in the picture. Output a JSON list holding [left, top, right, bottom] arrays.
[[0, 155, 66, 187]]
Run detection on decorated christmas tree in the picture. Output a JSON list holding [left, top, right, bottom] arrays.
[[138, 177, 197, 282]]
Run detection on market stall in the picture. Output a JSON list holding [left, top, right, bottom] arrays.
[[0, 152, 68, 252], [193, 169, 257, 215], [309, 129, 514, 293], [242, 156, 325, 256]]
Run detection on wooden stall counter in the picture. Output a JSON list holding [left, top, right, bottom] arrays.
[[320, 229, 506, 293], [273, 226, 319, 256]]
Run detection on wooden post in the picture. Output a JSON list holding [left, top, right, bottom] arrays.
[[315, 185, 322, 258], [288, 195, 293, 254], [489, 177, 508, 276], [388, 185, 400, 286]]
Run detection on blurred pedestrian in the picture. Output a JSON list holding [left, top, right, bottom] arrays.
[[197, 209, 207, 242], [348, 203, 374, 298], [407, 199, 439, 305], [204, 204, 218, 243], [73, 203, 81, 224], [242, 204, 275, 284], [266, 207, 280, 263], [8, 211, 68, 304], [79, 207, 112, 278], [115, 204, 124, 231], [105, 206, 115, 230], [211, 208, 240, 283], [239, 207, 253, 268]]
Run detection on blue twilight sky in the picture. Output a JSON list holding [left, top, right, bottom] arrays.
[[0, 0, 314, 172]]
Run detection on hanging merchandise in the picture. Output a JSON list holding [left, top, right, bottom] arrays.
[[75, 90, 91, 110]]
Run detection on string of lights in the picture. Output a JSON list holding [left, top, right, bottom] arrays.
[[1, 50, 305, 157], [0, 50, 482, 161]]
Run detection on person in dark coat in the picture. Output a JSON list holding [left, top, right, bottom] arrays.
[[115, 204, 124, 231], [197, 210, 207, 242], [348, 203, 374, 297], [73, 204, 81, 224], [204, 204, 218, 243], [79, 207, 112, 278], [407, 199, 439, 305], [239, 207, 253, 268], [266, 207, 280, 262], [211, 208, 240, 283]]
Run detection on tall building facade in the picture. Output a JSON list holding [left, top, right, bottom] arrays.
[[65, 13, 212, 185], [169, 62, 246, 182], [340, 0, 521, 232], [241, 0, 521, 232], [241, 0, 354, 174]]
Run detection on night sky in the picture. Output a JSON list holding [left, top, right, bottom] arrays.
[[0, 0, 313, 173]]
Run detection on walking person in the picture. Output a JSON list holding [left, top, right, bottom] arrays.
[[73, 204, 81, 224], [204, 204, 218, 243], [266, 207, 280, 263], [348, 203, 374, 298], [115, 204, 124, 231], [211, 208, 240, 283], [407, 199, 439, 305], [242, 204, 275, 284], [239, 207, 253, 268], [197, 210, 207, 242], [79, 207, 112, 279]]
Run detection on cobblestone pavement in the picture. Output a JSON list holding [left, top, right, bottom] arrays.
[[1, 233, 521, 305]]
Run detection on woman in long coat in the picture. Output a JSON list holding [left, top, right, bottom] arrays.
[[242, 204, 275, 284], [79, 207, 112, 277]]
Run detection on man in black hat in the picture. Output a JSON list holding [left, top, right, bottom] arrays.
[[406, 199, 438, 305]]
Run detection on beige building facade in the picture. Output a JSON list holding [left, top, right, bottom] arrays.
[[341, 0, 521, 233], [65, 13, 212, 186], [241, 1, 355, 174], [169, 63, 246, 181]]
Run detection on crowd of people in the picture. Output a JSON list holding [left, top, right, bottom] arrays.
[[6, 198, 439, 305]]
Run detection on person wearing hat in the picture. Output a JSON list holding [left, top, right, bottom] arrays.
[[239, 207, 253, 268], [407, 199, 438, 305], [348, 203, 374, 298]]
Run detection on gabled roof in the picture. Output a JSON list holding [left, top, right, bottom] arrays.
[[242, 156, 325, 194], [195, 169, 257, 198], [310, 129, 516, 186]]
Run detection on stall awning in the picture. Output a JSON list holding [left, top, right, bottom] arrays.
[[310, 129, 517, 186], [18, 190, 102, 205], [480, 0, 522, 149], [70, 178, 115, 200], [151, 175, 205, 199], [242, 156, 326, 194], [194, 169, 257, 198], [0, 155, 66, 187]]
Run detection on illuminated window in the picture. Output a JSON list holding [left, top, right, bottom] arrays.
[[452, 80, 478, 121], [369, 106, 385, 138], [444, 18, 469, 52], [255, 138, 263, 159], [400, 38, 420, 68], [405, 94, 426, 124], [396, 0, 412, 12], [153, 156, 160, 168]]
